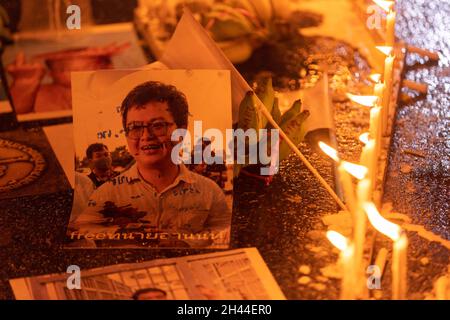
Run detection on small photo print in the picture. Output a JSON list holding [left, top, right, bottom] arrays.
[[67, 69, 233, 249], [9, 248, 285, 300], [2, 23, 147, 123]]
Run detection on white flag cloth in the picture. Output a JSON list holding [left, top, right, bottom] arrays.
[[302, 72, 334, 133]]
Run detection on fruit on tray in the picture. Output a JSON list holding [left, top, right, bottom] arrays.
[[136, 0, 299, 64]]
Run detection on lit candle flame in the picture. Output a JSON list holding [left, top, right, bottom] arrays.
[[326, 230, 348, 251], [318, 141, 340, 162], [359, 132, 370, 145], [319, 142, 368, 179], [363, 202, 402, 241], [341, 162, 368, 180], [373, 0, 394, 13], [376, 46, 393, 56], [369, 73, 381, 83], [346, 93, 378, 107]]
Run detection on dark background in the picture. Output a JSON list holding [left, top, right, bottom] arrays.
[[0, 0, 138, 32]]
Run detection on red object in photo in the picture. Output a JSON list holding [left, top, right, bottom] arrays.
[[6, 42, 130, 114]]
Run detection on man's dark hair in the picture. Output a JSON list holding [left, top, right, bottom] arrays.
[[86, 143, 108, 159], [120, 81, 189, 130], [132, 288, 167, 300]]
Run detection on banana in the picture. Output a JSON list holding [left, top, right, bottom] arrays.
[[217, 37, 253, 64], [248, 0, 273, 26], [254, 76, 275, 129], [211, 3, 253, 24], [208, 19, 252, 41], [238, 91, 261, 132], [223, 0, 261, 28], [235, 90, 261, 178], [278, 110, 310, 162], [279, 99, 302, 126], [206, 5, 255, 41], [270, 0, 292, 20], [269, 97, 281, 127]]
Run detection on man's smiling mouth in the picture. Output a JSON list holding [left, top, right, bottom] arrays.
[[141, 144, 163, 151]]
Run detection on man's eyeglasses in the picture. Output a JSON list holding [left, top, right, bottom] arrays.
[[125, 121, 174, 140]]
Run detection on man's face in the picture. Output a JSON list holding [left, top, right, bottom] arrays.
[[136, 291, 167, 300], [90, 147, 112, 171], [125, 102, 178, 168]]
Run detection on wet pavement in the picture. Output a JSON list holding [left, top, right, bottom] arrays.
[[0, 0, 449, 300]]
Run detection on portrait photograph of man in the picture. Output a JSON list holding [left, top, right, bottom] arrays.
[[67, 69, 233, 248]]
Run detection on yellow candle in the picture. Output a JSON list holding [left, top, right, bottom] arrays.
[[327, 231, 356, 300], [354, 179, 371, 298], [356, 180, 371, 258], [373, 83, 384, 153], [360, 140, 376, 189], [370, 106, 382, 158], [374, 83, 385, 105], [382, 55, 395, 135], [341, 243, 356, 300], [386, 10, 396, 47], [364, 202, 409, 301], [338, 163, 357, 218], [435, 276, 448, 300], [375, 247, 389, 277], [392, 232, 408, 300]]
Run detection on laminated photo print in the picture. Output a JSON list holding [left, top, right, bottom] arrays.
[[10, 248, 286, 300], [67, 69, 233, 249]]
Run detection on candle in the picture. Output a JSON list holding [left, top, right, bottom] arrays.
[[364, 202, 408, 300], [373, 0, 394, 13], [360, 140, 376, 189], [319, 142, 356, 214], [319, 142, 368, 212], [359, 132, 370, 145], [435, 276, 448, 300], [369, 106, 381, 140], [373, 83, 384, 156], [320, 141, 372, 299], [326, 231, 356, 300], [338, 163, 357, 217], [374, 83, 385, 105], [392, 232, 408, 300], [382, 55, 395, 135], [386, 10, 396, 47], [369, 73, 382, 83], [369, 106, 382, 164], [375, 247, 389, 277], [335, 165, 370, 299], [341, 242, 356, 300], [346, 93, 378, 107], [354, 179, 371, 292]]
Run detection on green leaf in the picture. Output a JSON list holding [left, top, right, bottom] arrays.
[[254, 76, 274, 129]]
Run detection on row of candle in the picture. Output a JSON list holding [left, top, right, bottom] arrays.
[[322, 0, 407, 300], [375, 0, 396, 135], [321, 141, 407, 299]]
